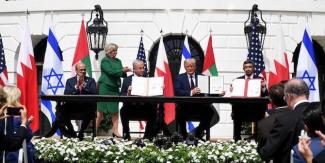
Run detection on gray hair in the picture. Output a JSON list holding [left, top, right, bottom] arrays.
[[284, 78, 310, 98], [184, 58, 196, 65], [132, 59, 144, 68]]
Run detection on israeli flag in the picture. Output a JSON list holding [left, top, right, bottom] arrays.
[[297, 27, 320, 102], [179, 35, 192, 74], [179, 35, 195, 131], [41, 27, 65, 134]]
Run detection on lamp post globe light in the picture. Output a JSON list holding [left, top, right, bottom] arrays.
[[87, 5, 108, 60], [244, 4, 267, 50]]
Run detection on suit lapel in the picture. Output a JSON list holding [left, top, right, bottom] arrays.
[[182, 73, 191, 90]]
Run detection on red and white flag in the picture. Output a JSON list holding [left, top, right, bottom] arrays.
[[17, 20, 39, 132], [155, 35, 175, 125], [268, 24, 290, 88]]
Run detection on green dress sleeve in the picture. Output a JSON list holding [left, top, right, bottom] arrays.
[[101, 57, 126, 77]]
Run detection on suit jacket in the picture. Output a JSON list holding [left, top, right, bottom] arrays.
[[257, 107, 290, 150], [258, 102, 310, 163], [64, 76, 97, 114], [0, 126, 27, 151], [120, 75, 133, 96], [174, 73, 200, 96], [98, 56, 126, 88], [64, 76, 97, 95], [292, 137, 324, 163]]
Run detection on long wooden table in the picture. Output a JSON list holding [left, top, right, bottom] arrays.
[[41, 95, 269, 104], [41, 95, 269, 140]]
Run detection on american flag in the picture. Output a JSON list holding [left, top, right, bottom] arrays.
[[136, 36, 149, 130], [247, 18, 266, 77], [0, 34, 8, 86], [136, 36, 149, 77]]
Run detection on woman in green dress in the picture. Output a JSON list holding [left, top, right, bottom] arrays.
[[96, 43, 131, 137]]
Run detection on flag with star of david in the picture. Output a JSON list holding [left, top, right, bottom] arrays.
[[247, 18, 266, 78], [296, 27, 319, 102], [41, 27, 65, 134]]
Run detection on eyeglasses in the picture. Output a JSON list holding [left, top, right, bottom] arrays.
[[78, 69, 86, 71]]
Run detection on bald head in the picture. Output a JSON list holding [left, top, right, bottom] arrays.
[[284, 78, 309, 109], [75, 63, 86, 77]]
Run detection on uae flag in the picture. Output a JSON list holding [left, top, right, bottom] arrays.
[[72, 19, 92, 77], [202, 35, 218, 76], [17, 20, 39, 132], [202, 34, 220, 127]]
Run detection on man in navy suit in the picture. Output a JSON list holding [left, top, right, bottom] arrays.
[[63, 63, 97, 140], [120, 60, 157, 140], [231, 59, 268, 141], [174, 58, 214, 140], [257, 81, 290, 148]]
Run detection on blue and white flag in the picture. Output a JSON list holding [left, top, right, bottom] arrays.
[[180, 35, 195, 131], [297, 27, 320, 102], [41, 27, 65, 133], [179, 35, 191, 74]]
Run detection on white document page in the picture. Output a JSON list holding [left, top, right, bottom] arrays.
[[147, 77, 164, 96], [210, 76, 224, 94], [231, 79, 246, 97], [247, 79, 261, 97], [197, 75, 209, 94], [131, 76, 148, 96]]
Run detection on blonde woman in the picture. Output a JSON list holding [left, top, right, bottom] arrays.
[[96, 43, 131, 137], [3, 85, 27, 111], [0, 87, 28, 152]]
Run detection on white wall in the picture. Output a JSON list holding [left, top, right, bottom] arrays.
[[1, 0, 325, 138]]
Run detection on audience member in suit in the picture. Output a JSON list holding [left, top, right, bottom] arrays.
[[120, 59, 157, 140], [258, 78, 310, 163], [257, 81, 290, 149], [231, 59, 268, 141], [293, 102, 325, 163], [298, 100, 325, 163], [63, 62, 97, 140], [0, 87, 28, 152], [174, 58, 214, 140]]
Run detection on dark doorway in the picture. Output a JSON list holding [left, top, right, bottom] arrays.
[[148, 34, 205, 80]]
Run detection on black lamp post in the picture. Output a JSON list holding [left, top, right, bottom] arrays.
[[244, 4, 267, 50], [87, 5, 108, 60]]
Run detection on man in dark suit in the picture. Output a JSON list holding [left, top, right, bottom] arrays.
[[63, 62, 97, 140], [174, 58, 214, 140], [257, 82, 290, 148], [231, 59, 268, 141], [120, 59, 157, 140], [258, 78, 310, 163]]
